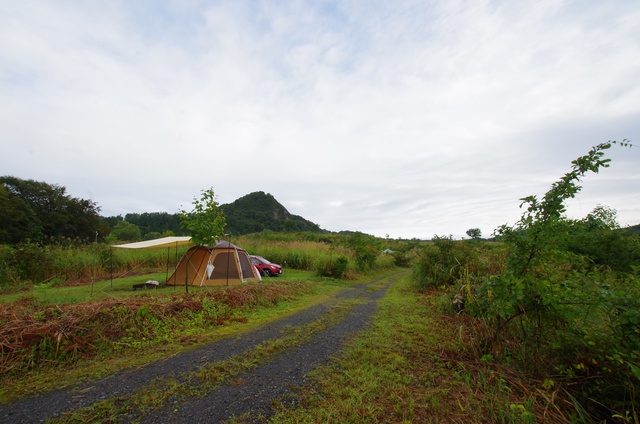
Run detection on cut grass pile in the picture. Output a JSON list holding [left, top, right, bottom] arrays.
[[0, 281, 310, 374]]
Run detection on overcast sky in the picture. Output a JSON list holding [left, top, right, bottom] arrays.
[[1, 1, 639, 239]]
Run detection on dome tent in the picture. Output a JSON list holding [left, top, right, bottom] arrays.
[[166, 241, 261, 287]]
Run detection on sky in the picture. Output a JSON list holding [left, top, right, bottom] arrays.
[[1, 0, 639, 240]]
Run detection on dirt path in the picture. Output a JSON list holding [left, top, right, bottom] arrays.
[[1, 273, 401, 423]]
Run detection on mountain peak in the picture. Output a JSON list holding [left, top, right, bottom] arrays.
[[220, 191, 321, 235]]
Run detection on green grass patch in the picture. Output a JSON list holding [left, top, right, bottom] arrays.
[[266, 273, 534, 423], [0, 269, 316, 306]]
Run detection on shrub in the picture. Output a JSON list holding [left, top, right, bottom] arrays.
[[313, 256, 349, 278], [412, 236, 488, 290], [0, 245, 18, 290], [463, 142, 640, 420]]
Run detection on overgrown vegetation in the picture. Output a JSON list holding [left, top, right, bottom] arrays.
[[235, 231, 399, 279], [0, 280, 316, 401], [268, 273, 571, 423], [0, 241, 187, 293], [0, 231, 402, 293], [413, 141, 640, 422], [3, 283, 302, 373]]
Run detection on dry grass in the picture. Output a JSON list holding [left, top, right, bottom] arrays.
[[0, 282, 311, 376]]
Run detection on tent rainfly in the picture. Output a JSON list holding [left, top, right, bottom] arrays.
[[166, 241, 261, 287]]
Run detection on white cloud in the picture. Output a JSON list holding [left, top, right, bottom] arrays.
[[1, 0, 639, 239]]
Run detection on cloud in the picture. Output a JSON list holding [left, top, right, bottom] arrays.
[[1, 0, 639, 239]]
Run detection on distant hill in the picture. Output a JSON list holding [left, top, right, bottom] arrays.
[[100, 191, 324, 239], [220, 191, 323, 235], [622, 223, 640, 236]]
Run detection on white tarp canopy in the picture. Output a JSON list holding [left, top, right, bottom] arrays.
[[111, 236, 192, 249]]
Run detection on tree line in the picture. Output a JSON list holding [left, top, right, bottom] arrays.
[[0, 176, 108, 245], [0, 178, 325, 246]]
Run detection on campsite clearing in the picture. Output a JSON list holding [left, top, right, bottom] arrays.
[[0, 270, 546, 423]]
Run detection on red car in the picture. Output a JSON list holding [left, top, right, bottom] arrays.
[[249, 255, 282, 277]]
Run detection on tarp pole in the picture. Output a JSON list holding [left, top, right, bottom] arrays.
[[183, 246, 200, 295], [165, 246, 170, 283], [225, 235, 231, 286], [184, 251, 189, 295], [110, 247, 113, 288], [173, 242, 179, 290], [200, 252, 212, 287], [237, 250, 244, 283]]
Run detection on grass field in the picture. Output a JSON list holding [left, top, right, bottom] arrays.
[[0, 268, 314, 306], [0, 268, 381, 404]]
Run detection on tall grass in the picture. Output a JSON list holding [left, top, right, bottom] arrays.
[[1, 232, 405, 292], [236, 238, 334, 270], [0, 242, 189, 291], [235, 236, 398, 278]]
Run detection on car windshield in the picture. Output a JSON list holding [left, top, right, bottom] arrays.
[[256, 256, 271, 264]]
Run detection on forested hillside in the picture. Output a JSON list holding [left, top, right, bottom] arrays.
[[101, 191, 324, 241], [623, 223, 640, 235], [2, 176, 637, 245], [220, 191, 322, 235]]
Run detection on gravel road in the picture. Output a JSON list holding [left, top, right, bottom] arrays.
[[1, 273, 399, 423]]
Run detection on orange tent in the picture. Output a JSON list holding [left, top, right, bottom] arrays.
[[166, 241, 261, 287]]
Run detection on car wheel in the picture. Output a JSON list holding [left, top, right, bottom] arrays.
[[262, 269, 271, 277]]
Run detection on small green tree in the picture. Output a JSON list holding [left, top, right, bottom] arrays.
[[469, 142, 624, 368], [345, 232, 379, 270], [466, 228, 482, 240], [413, 235, 479, 289], [111, 221, 141, 242], [179, 188, 226, 245]]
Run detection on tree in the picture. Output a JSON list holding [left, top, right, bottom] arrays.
[[0, 176, 106, 244], [344, 231, 380, 270], [110, 221, 141, 242], [466, 228, 482, 240], [179, 188, 226, 245], [124, 212, 185, 238], [561, 205, 639, 272], [464, 141, 640, 420], [0, 184, 41, 244], [470, 142, 617, 370]]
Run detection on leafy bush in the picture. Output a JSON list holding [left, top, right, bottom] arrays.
[[390, 251, 411, 267], [0, 245, 18, 290], [313, 256, 349, 278], [461, 142, 640, 420], [342, 232, 381, 271], [109, 221, 142, 242], [412, 236, 501, 290]]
